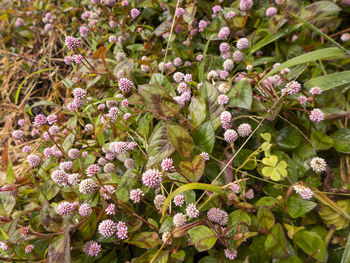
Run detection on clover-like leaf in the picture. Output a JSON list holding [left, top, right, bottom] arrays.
[[262, 155, 288, 181]]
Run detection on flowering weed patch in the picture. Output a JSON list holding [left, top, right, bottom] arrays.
[[1, 0, 350, 262]]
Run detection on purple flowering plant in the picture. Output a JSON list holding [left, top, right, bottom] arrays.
[[1, 0, 350, 262]]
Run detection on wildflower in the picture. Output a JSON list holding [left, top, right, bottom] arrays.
[[218, 94, 229, 105], [184, 74, 192, 83], [282, 81, 301, 95], [68, 148, 80, 159], [46, 114, 57, 125], [79, 26, 89, 38], [200, 152, 210, 161], [98, 219, 117, 237], [142, 169, 163, 188], [0, 242, 8, 251], [341, 33, 350, 42], [25, 244, 34, 253], [110, 141, 128, 154], [218, 27, 230, 39], [232, 51, 243, 62], [309, 108, 324, 122], [124, 158, 134, 169], [162, 231, 171, 242], [173, 57, 182, 67], [224, 129, 238, 143], [118, 78, 133, 93], [154, 194, 167, 210], [220, 111, 232, 123], [246, 188, 255, 199], [79, 203, 92, 217], [109, 35, 117, 43], [103, 163, 115, 173], [105, 203, 115, 215], [130, 188, 144, 203], [293, 185, 313, 200], [310, 157, 327, 173], [177, 82, 189, 94], [207, 70, 218, 80], [207, 207, 228, 226], [86, 164, 100, 177], [227, 11, 236, 18], [99, 185, 116, 200], [83, 241, 101, 257], [198, 20, 208, 32], [236, 38, 249, 50], [175, 7, 185, 17], [239, 0, 253, 11], [298, 95, 308, 105], [79, 179, 97, 195], [68, 173, 80, 186], [15, 18, 24, 27], [130, 8, 140, 19], [116, 221, 128, 239], [65, 36, 81, 50], [173, 194, 185, 206], [186, 203, 199, 218], [34, 114, 46, 127], [237, 123, 252, 137], [59, 161, 73, 171], [161, 158, 175, 172], [17, 119, 26, 126], [266, 7, 278, 18], [85, 124, 93, 132], [223, 59, 234, 71], [196, 54, 203, 61], [212, 5, 222, 14], [57, 201, 76, 216], [230, 183, 240, 193], [224, 249, 238, 260], [173, 213, 187, 227], [12, 130, 24, 140], [310, 86, 322, 95], [27, 154, 41, 167], [219, 42, 230, 53], [19, 226, 30, 237]]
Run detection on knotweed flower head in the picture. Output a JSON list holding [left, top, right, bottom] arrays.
[[266, 7, 278, 18], [310, 86, 322, 95], [224, 249, 238, 260], [200, 152, 210, 161], [98, 219, 117, 237], [118, 78, 133, 93], [236, 38, 249, 50], [173, 213, 187, 227], [223, 59, 234, 71], [154, 194, 166, 210], [130, 8, 140, 19], [79, 203, 92, 217], [175, 7, 185, 17], [83, 241, 101, 257], [218, 94, 229, 105], [237, 123, 252, 137], [116, 221, 128, 239], [298, 95, 308, 105], [207, 207, 228, 226], [309, 108, 324, 122], [130, 188, 144, 203], [186, 203, 199, 218], [161, 158, 175, 172], [224, 129, 238, 143], [65, 36, 81, 50], [79, 179, 97, 195], [142, 169, 163, 188], [310, 157, 327, 173], [239, 0, 253, 11], [27, 154, 41, 167], [174, 194, 185, 206], [218, 27, 230, 39], [232, 51, 243, 62]]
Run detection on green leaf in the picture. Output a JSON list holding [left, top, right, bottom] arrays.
[[161, 183, 224, 216], [227, 79, 252, 110], [167, 124, 194, 157], [319, 199, 350, 230], [188, 96, 207, 127], [255, 197, 278, 207], [62, 133, 75, 152], [179, 155, 205, 182], [134, 249, 169, 263], [77, 212, 97, 241], [341, 231, 350, 263], [0, 193, 15, 217], [277, 126, 303, 150], [188, 226, 218, 252], [260, 48, 345, 83], [311, 131, 333, 150], [6, 158, 14, 185], [116, 171, 132, 202], [264, 223, 289, 258], [200, 82, 224, 131], [147, 124, 175, 167], [126, 44, 146, 52], [304, 71, 350, 92], [262, 155, 288, 181], [228, 209, 251, 229], [250, 23, 302, 54], [193, 121, 215, 154], [40, 203, 63, 232], [331, 129, 350, 154], [278, 256, 302, 263], [294, 230, 326, 261], [150, 73, 175, 96], [287, 197, 317, 218], [47, 228, 71, 263], [257, 207, 275, 231], [293, 142, 316, 176], [138, 84, 179, 119], [125, 232, 162, 249]]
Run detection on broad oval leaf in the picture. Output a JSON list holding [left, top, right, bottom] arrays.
[[188, 226, 218, 252], [193, 121, 215, 154], [125, 232, 162, 249], [287, 197, 317, 218], [167, 124, 194, 157], [227, 79, 252, 110], [179, 155, 205, 182], [188, 96, 207, 127], [294, 230, 326, 262], [138, 84, 179, 119], [147, 124, 175, 167], [331, 128, 350, 154]]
